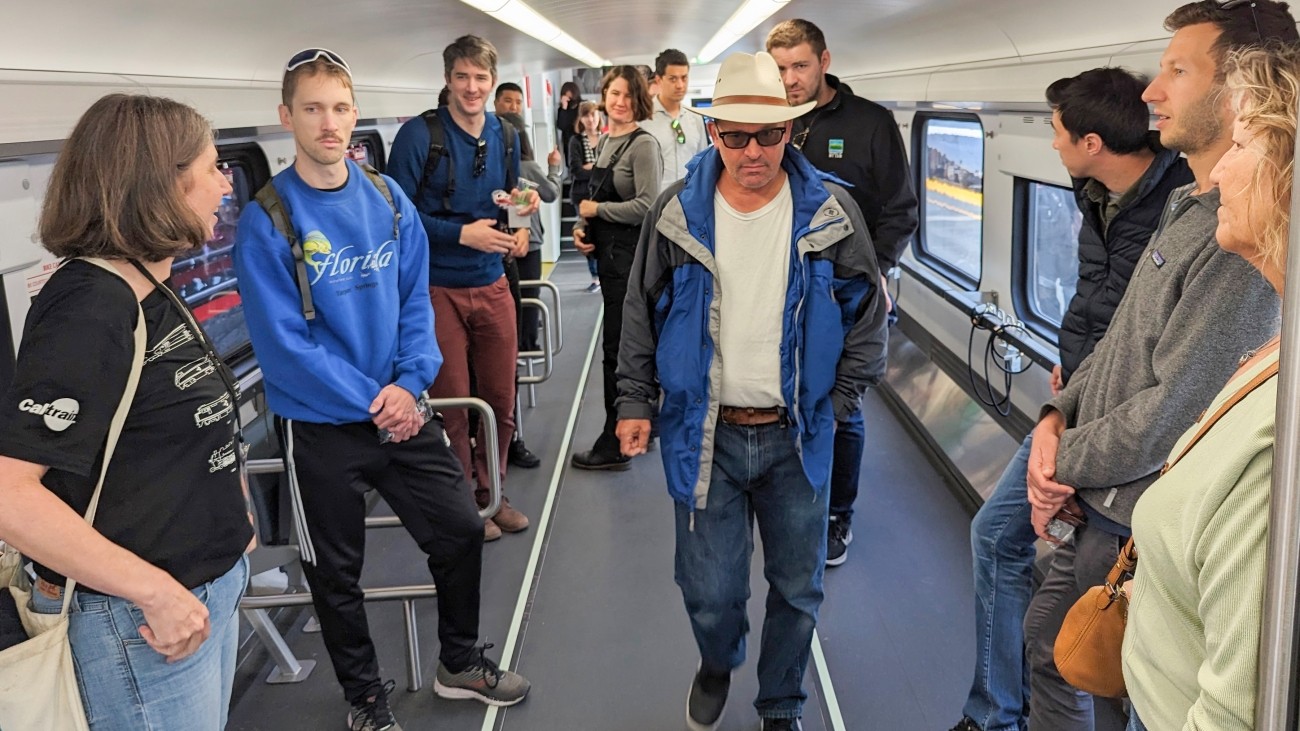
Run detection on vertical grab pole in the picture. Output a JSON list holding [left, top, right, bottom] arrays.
[[1257, 96, 1300, 730]]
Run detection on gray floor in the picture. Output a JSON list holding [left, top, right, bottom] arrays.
[[227, 253, 978, 731]]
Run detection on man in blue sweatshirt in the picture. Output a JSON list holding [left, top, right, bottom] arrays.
[[234, 49, 529, 731], [388, 35, 538, 541]]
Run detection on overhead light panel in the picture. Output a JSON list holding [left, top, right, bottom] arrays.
[[697, 0, 791, 64], [457, 0, 610, 68]]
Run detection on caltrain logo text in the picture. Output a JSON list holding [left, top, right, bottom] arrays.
[[19, 397, 79, 432], [308, 238, 395, 285]]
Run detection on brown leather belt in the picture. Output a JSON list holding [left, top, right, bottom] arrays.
[[719, 405, 787, 426]]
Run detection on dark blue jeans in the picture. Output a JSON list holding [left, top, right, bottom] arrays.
[[962, 436, 1036, 731], [673, 421, 829, 720], [829, 408, 865, 522]]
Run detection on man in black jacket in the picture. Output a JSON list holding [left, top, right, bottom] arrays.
[[766, 19, 918, 568], [1046, 68, 1193, 394]]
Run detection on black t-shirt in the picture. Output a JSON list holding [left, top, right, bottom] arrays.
[[0, 260, 252, 590]]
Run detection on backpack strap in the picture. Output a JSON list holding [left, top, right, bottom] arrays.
[[501, 122, 518, 191], [416, 109, 452, 211], [359, 163, 401, 243], [254, 181, 316, 321]]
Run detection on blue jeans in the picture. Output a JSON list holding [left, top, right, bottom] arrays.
[[962, 436, 1036, 731], [674, 420, 829, 720], [31, 555, 249, 730], [1126, 708, 1146, 731], [829, 407, 865, 522]]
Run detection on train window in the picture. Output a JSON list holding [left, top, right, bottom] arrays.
[[1013, 178, 1083, 340], [913, 114, 984, 287], [348, 130, 386, 173], [170, 143, 270, 364]]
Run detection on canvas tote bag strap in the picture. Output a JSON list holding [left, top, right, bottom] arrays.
[[57, 258, 148, 614]]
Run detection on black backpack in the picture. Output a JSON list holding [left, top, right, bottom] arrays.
[[414, 109, 518, 214], [253, 164, 399, 321]]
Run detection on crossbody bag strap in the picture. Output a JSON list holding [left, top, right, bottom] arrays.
[[1162, 357, 1281, 475], [1110, 352, 1282, 584], [61, 258, 148, 614]]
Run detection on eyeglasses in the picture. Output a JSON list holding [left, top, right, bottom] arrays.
[[670, 118, 686, 145], [285, 48, 352, 77], [714, 127, 786, 150], [1222, 0, 1265, 44], [473, 138, 488, 177]]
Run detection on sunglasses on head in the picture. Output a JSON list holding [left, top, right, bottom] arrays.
[[473, 138, 488, 178], [714, 126, 786, 150], [285, 48, 352, 77], [670, 118, 686, 144], [1221, 0, 1265, 44]]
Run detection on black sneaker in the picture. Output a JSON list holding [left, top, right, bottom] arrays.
[[347, 680, 401, 731], [760, 718, 802, 730], [508, 438, 541, 469], [948, 718, 981, 731], [686, 664, 730, 731], [826, 516, 853, 567], [570, 448, 630, 471]]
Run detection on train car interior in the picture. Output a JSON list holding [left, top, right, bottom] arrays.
[[3, 0, 1300, 729]]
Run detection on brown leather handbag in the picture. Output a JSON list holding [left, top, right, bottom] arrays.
[[1053, 354, 1280, 699]]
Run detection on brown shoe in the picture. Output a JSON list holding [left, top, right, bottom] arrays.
[[484, 518, 502, 542], [493, 498, 530, 533]]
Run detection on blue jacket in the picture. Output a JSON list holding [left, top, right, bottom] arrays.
[[616, 146, 889, 509], [234, 160, 440, 424]]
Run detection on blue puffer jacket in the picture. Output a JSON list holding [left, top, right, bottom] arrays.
[[616, 145, 889, 509]]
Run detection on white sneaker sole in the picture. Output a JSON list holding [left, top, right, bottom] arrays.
[[433, 678, 528, 707]]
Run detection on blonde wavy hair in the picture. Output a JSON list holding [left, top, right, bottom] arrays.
[[1225, 45, 1300, 276]]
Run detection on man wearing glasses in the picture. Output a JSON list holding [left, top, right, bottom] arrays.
[[615, 52, 888, 731], [389, 35, 538, 541], [640, 49, 710, 191], [766, 19, 918, 569], [235, 48, 531, 731]]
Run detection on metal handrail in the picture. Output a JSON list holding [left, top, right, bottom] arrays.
[[1256, 117, 1300, 729], [519, 279, 563, 355], [244, 395, 501, 521], [517, 298, 554, 386]]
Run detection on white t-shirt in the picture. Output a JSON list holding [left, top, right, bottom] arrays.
[[713, 179, 793, 407]]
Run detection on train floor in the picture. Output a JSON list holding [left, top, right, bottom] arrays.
[[226, 253, 978, 731]]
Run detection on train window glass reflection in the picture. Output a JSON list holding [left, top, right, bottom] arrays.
[[916, 116, 984, 286], [348, 130, 386, 173], [170, 162, 251, 362], [1023, 181, 1082, 331]]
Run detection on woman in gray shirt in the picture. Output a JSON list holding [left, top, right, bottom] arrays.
[[571, 65, 661, 471]]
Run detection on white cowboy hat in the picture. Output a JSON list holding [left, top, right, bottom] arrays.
[[687, 51, 814, 124]]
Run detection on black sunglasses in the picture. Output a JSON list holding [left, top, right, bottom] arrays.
[[285, 48, 352, 77], [1222, 0, 1265, 44], [670, 118, 686, 145], [714, 126, 786, 150], [473, 138, 488, 178]]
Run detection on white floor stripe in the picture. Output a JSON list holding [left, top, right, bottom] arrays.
[[812, 629, 848, 731], [480, 307, 604, 731]]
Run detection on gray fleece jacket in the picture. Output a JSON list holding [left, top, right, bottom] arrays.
[[1046, 183, 1280, 527]]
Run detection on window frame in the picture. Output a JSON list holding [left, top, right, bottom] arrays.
[[1011, 176, 1081, 344], [169, 142, 270, 366], [910, 111, 985, 290]]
